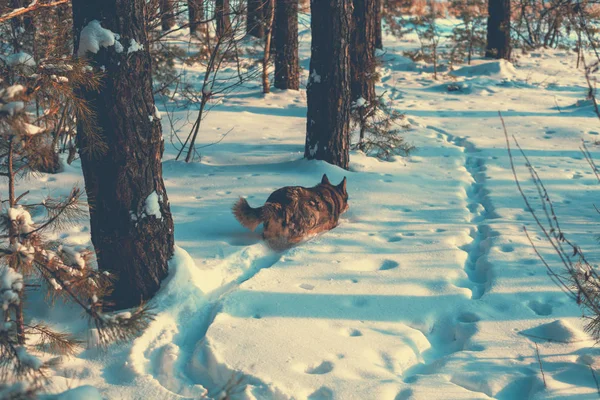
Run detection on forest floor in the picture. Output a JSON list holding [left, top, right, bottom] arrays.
[[29, 19, 600, 400]]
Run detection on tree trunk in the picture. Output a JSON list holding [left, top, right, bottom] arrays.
[[72, 0, 175, 309], [159, 0, 176, 32], [305, 0, 352, 170], [247, 0, 265, 38], [216, 0, 232, 37], [374, 0, 383, 49], [273, 0, 299, 90], [485, 0, 511, 59], [262, 0, 275, 93], [188, 0, 204, 35], [350, 0, 376, 103]]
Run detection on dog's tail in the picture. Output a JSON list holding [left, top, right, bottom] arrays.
[[232, 197, 263, 232]]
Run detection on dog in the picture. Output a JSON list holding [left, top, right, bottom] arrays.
[[232, 174, 349, 249]]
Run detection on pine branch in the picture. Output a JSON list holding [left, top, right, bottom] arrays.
[[0, 0, 69, 24]]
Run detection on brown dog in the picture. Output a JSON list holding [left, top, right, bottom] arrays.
[[233, 174, 349, 249]]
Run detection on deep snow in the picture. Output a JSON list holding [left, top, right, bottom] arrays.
[[10, 18, 600, 400]]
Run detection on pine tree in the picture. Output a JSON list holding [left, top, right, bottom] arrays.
[[72, 0, 175, 309], [0, 6, 154, 389], [305, 0, 353, 170], [485, 0, 511, 59], [273, 0, 299, 90]]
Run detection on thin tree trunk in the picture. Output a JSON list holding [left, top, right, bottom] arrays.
[[305, 0, 352, 170], [188, 0, 204, 35], [374, 0, 383, 49], [160, 0, 176, 32], [216, 0, 231, 37], [72, 0, 175, 309], [247, 0, 265, 38], [350, 0, 377, 103], [262, 0, 275, 93], [485, 0, 511, 59], [273, 0, 299, 90]]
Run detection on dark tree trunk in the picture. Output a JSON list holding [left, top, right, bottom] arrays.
[[247, 0, 265, 38], [160, 0, 176, 32], [188, 0, 204, 35], [215, 0, 232, 37], [350, 0, 376, 103], [273, 0, 299, 90], [375, 0, 383, 49], [72, 0, 175, 309], [485, 0, 511, 59], [305, 0, 352, 170]]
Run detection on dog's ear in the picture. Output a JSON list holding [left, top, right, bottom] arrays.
[[321, 174, 331, 185], [338, 177, 347, 193]]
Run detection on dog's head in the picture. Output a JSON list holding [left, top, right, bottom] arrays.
[[321, 174, 349, 213]]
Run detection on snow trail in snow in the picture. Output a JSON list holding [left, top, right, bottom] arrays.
[[432, 127, 499, 300]]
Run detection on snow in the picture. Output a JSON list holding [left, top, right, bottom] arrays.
[[143, 191, 162, 219], [6, 15, 600, 400], [1, 101, 24, 115], [8, 206, 35, 234], [0, 84, 25, 100], [16, 346, 43, 370], [49, 278, 62, 291], [0, 52, 35, 67], [520, 319, 591, 343], [451, 59, 519, 79], [1, 266, 23, 310], [22, 122, 43, 135], [127, 38, 143, 54], [52, 385, 102, 400], [353, 96, 367, 107], [58, 245, 86, 269], [153, 105, 162, 120], [77, 20, 122, 57], [0, 383, 31, 399], [309, 69, 321, 83]]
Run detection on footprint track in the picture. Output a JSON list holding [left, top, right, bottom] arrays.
[[430, 125, 497, 300], [305, 361, 335, 375]]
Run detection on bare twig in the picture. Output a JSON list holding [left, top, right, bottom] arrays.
[[535, 343, 547, 387]]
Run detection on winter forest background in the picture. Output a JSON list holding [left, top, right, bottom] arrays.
[[2, 0, 600, 399]]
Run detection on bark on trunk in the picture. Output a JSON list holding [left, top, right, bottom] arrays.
[[216, 0, 232, 37], [305, 0, 352, 170], [159, 0, 176, 32], [273, 0, 299, 90], [72, 0, 175, 309], [247, 0, 265, 38], [485, 0, 511, 59], [374, 0, 383, 49], [188, 0, 204, 35], [350, 0, 376, 103]]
